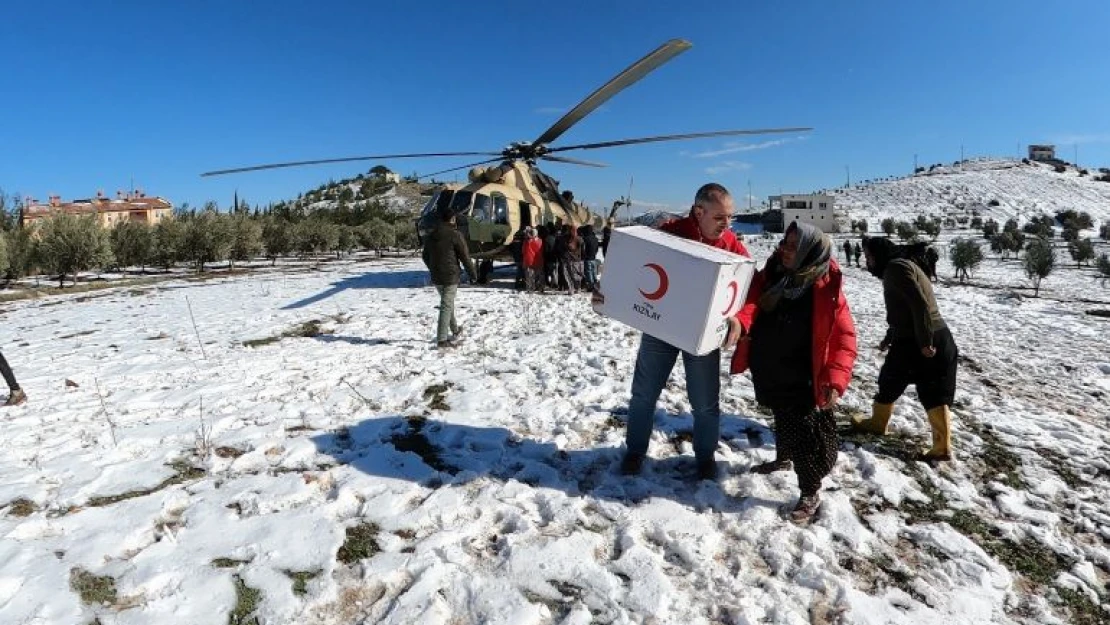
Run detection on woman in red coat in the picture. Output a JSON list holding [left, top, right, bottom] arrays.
[[730, 221, 857, 522]]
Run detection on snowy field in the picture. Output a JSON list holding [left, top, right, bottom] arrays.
[[1, 234, 1109, 625], [834, 158, 1110, 227]]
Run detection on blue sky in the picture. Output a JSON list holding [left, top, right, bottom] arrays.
[[2, 1, 1108, 215]]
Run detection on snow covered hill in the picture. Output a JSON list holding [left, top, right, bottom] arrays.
[[0, 241, 1108, 624], [829, 158, 1110, 227], [287, 173, 437, 217]]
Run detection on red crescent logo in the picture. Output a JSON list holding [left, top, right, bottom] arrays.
[[721, 280, 738, 316], [639, 263, 669, 300]]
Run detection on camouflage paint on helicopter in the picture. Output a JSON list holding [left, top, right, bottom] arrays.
[[416, 160, 605, 260]]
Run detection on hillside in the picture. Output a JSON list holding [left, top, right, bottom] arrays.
[[284, 169, 439, 217], [828, 158, 1110, 227]]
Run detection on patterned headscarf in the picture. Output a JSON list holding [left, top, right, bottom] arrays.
[[758, 222, 832, 312]]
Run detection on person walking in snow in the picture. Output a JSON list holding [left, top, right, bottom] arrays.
[[1, 349, 26, 406], [852, 242, 862, 267], [851, 236, 958, 461], [592, 183, 750, 481], [843, 239, 853, 265], [925, 246, 940, 282], [421, 205, 477, 349], [730, 222, 857, 522]]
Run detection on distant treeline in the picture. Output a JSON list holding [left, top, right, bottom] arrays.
[[0, 192, 421, 287]]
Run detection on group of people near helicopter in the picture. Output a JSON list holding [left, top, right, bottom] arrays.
[[508, 222, 608, 295]]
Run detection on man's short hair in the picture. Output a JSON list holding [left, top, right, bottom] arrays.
[[693, 183, 731, 208]]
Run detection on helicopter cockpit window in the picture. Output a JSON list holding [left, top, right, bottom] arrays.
[[449, 191, 473, 214], [471, 193, 492, 222], [435, 190, 454, 213], [492, 194, 509, 225], [421, 192, 439, 216]]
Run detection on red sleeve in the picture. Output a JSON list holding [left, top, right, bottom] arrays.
[[658, 218, 684, 236], [732, 239, 751, 258], [735, 266, 766, 332], [823, 288, 858, 396]]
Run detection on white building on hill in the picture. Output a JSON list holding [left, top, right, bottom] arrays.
[[769, 193, 835, 232], [1028, 144, 1055, 162]]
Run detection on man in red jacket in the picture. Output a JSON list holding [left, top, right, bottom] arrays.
[[595, 183, 750, 480], [730, 222, 857, 521]]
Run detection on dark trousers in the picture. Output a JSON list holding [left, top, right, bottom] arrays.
[[772, 404, 838, 496], [0, 350, 20, 391], [876, 328, 958, 409]]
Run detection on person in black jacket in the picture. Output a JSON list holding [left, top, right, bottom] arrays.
[[421, 207, 478, 348], [580, 224, 600, 289], [510, 228, 526, 290], [542, 225, 559, 289]]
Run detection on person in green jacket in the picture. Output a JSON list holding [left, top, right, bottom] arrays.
[[852, 237, 958, 461], [421, 207, 478, 348]]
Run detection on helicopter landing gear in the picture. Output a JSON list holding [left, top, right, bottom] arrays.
[[476, 259, 494, 284]]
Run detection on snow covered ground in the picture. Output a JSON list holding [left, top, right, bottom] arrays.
[[832, 158, 1110, 227], [1, 234, 1109, 624]]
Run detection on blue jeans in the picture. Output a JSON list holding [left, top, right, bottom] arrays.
[[584, 259, 599, 289], [625, 333, 721, 462]]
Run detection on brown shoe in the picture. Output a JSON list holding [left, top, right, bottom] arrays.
[[4, 388, 27, 407], [789, 493, 821, 523], [751, 459, 792, 474]]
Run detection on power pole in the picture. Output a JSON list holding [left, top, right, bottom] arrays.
[[845, 165, 851, 188], [913, 153, 918, 173], [1074, 144, 1079, 167]]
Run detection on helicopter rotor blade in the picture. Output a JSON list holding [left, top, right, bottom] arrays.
[[532, 39, 692, 148], [200, 151, 502, 177], [547, 127, 813, 153], [418, 157, 507, 180], [539, 155, 608, 168]]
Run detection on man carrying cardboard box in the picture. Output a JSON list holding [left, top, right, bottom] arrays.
[[593, 183, 750, 480]]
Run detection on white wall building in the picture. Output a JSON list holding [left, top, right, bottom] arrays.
[[1028, 144, 1055, 162], [769, 193, 836, 232]]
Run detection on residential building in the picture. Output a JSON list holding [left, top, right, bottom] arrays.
[[768, 193, 835, 232], [1028, 145, 1056, 162], [21, 190, 173, 228]]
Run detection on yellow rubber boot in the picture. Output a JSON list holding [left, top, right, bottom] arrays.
[[851, 402, 894, 435], [921, 406, 952, 461]]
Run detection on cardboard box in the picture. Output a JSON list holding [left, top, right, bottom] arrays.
[[594, 225, 755, 355]]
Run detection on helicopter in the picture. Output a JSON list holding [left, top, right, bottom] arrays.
[[202, 39, 811, 283]]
